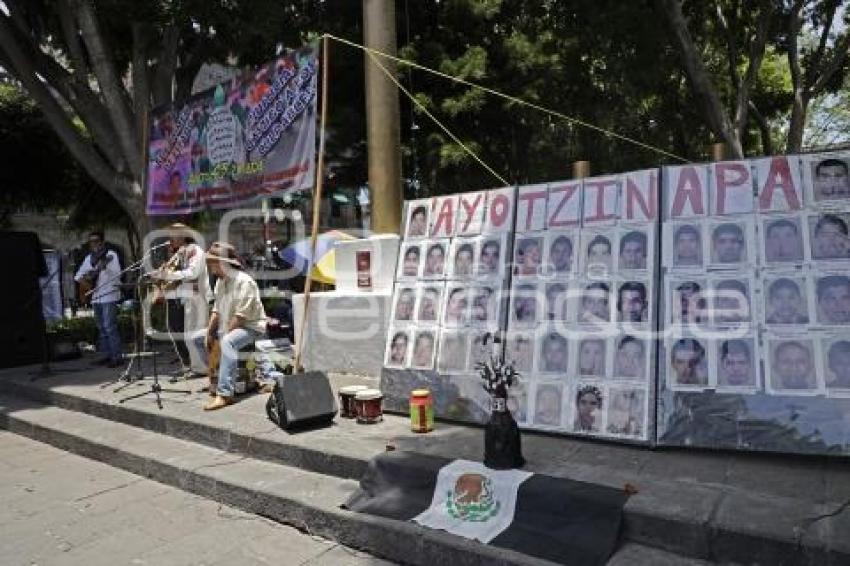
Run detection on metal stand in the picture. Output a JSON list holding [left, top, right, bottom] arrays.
[[94, 249, 191, 408]]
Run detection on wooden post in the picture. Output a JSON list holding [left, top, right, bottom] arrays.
[[709, 142, 727, 162], [294, 37, 330, 372], [363, 0, 403, 234], [572, 160, 591, 180]]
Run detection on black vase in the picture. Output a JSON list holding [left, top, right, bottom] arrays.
[[484, 397, 525, 469]]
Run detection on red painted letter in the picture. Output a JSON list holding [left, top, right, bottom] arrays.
[[758, 157, 801, 211], [669, 166, 705, 217], [547, 182, 580, 227]]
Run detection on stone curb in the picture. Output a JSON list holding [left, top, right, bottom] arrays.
[[0, 396, 560, 566], [2, 380, 848, 564]]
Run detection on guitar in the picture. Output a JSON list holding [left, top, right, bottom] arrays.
[[78, 248, 114, 305]]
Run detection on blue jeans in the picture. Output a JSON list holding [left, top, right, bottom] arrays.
[[93, 302, 122, 362], [190, 327, 261, 397]]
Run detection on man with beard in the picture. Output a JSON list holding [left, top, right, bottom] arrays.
[[765, 278, 808, 324], [772, 341, 816, 390]]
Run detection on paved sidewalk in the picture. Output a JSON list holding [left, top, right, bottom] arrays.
[[0, 431, 395, 566]]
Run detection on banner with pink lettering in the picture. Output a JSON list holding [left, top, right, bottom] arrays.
[[381, 150, 850, 457], [145, 46, 317, 215]]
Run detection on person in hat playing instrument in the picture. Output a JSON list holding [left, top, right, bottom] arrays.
[[149, 223, 212, 376], [190, 242, 267, 410]]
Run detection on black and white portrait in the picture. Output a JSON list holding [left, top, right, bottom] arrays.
[[422, 240, 448, 278], [385, 328, 411, 368], [766, 337, 820, 394], [405, 200, 430, 238], [470, 284, 499, 325], [533, 382, 564, 428], [577, 337, 607, 377], [618, 229, 650, 270], [578, 282, 612, 323], [544, 282, 571, 321], [450, 238, 477, 278], [573, 383, 604, 433], [410, 329, 438, 370], [613, 335, 647, 381], [668, 337, 710, 389], [476, 235, 505, 276], [510, 283, 540, 328], [538, 330, 570, 375], [815, 274, 850, 325], [668, 278, 708, 326], [505, 331, 535, 373], [805, 155, 850, 204], [763, 276, 809, 325], [762, 216, 805, 264], [582, 232, 614, 276], [716, 338, 758, 389], [443, 285, 470, 327], [823, 337, 850, 391], [416, 284, 444, 323], [437, 330, 469, 374], [710, 277, 752, 325], [617, 281, 649, 324], [709, 221, 750, 266], [667, 222, 704, 268], [545, 232, 576, 275], [397, 243, 422, 279], [605, 387, 645, 438], [514, 236, 544, 276], [808, 214, 850, 261], [392, 286, 416, 322]]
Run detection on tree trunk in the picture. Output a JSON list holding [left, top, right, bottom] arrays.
[[787, 93, 807, 154]]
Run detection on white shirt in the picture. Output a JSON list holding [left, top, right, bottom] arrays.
[[212, 269, 267, 334], [161, 243, 212, 302], [74, 249, 121, 304]]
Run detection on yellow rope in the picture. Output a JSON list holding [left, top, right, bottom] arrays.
[[324, 33, 688, 164], [365, 51, 510, 187]]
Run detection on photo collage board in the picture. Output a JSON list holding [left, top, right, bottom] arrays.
[[657, 152, 850, 455], [383, 169, 661, 444], [381, 150, 850, 456]]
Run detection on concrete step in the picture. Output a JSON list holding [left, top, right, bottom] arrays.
[[1, 370, 848, 565], [0, 393, 708, 566]]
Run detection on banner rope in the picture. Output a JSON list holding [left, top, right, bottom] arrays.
[[365, 50, 510, 187], [324, 33, 688, 164]]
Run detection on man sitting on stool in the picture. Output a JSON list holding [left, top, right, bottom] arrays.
[[190, 242, 267, 411]]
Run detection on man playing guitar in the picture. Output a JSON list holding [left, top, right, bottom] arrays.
[[149, 223, 211, 376], [74, 231, 123, 367]]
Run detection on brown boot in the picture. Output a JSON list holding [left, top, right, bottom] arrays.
[[203, 395, 234, 411]]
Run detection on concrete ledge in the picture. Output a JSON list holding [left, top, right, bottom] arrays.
[[0, 395, 559, 566], [3, 374, 850, 564]]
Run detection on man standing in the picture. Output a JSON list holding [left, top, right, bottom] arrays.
[[75, 231, 123, 367], [191, 242, 267, 411], [152, 223, 211, 376]]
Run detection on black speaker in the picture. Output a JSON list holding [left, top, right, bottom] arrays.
[[0, 231, 47, 369], [265, 371, 337, 430]]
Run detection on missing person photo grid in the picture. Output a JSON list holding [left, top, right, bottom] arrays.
[[658, 151, 850, 455], [386, 190, 514, 379], [508, 171, 658, 441]]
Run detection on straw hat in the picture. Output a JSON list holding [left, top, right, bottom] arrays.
[[205, 242, 242, 268]]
